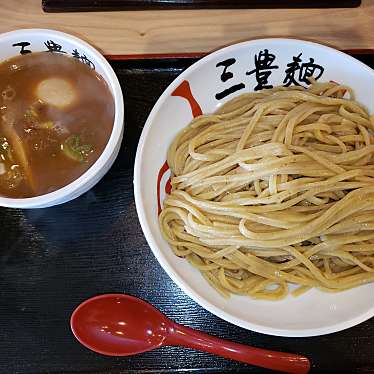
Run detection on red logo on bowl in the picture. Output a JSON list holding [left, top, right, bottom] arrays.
[[157, 80, 202, 215]]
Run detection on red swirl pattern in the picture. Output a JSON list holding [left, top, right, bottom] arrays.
[[157, 80, 202, 214]]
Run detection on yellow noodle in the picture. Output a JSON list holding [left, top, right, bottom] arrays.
[[159, 81, 374, 300]]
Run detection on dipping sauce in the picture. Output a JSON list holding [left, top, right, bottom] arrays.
[[0, 52, 114, 198]]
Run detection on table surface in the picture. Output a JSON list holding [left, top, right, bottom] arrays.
[[0, 0, 374, 55], [0, 55, 373, 374]]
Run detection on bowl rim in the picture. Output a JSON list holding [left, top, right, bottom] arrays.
[[134, 37, 374, 337], [0, 28, 124, 208]]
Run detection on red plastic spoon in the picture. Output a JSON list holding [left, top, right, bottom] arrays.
[[70, 294, 310, 374]]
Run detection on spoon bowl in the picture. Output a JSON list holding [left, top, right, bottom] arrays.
[[71, 294, 310, 374], [71, 294, 168, 356]]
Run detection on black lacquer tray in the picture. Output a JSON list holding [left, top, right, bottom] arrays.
[[42, 0, 361, 12], [0, 53, 373, 374]]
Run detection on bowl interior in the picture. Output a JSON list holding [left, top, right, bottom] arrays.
[[135, 38, 374, 337]]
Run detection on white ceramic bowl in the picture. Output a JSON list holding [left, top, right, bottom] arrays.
[[134, 38, 374, 337], [0, 29, 124, 208]]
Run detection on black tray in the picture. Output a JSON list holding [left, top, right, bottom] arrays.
[[0, 53, 374, 374], [42, 0, 361, 12]]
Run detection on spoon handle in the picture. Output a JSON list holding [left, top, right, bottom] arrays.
[[166, 322, 310, 374]]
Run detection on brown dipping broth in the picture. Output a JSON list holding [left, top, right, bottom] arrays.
[[0, 52, 114, 198]]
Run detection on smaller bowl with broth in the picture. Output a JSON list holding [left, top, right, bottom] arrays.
[[0, 29, 124, 208]]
